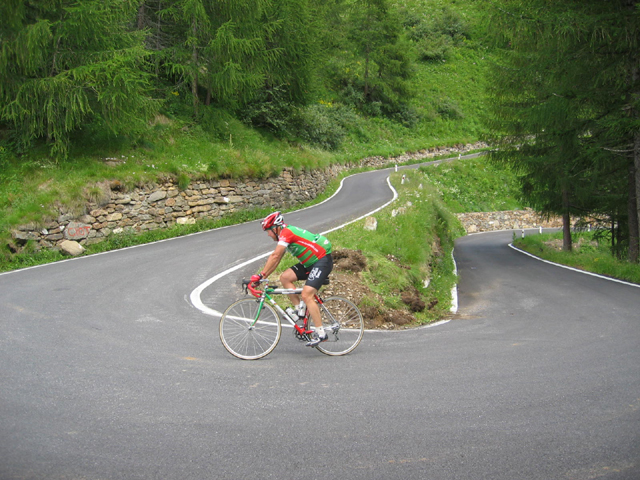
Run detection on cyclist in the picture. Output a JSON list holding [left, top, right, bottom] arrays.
[[251, 211, 333, 347]]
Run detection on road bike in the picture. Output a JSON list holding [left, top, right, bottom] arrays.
[[219, 278, 364, 360]]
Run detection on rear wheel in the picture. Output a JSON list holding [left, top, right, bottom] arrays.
[[314, 296, 364, 356], [219, 299, 281, 360]]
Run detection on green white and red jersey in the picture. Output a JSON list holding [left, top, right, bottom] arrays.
[[278, 225, 332, 267]]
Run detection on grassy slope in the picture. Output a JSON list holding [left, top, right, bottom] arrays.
[[330, 169, 464, 324], [325, 154, 528, 326], [0, 0, 506, 320], [0, 0, 490, 240], [3, 0, 635, 308]]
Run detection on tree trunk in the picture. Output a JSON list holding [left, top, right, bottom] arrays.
[[628, 0, 640, 262], [155, 1, 162, 77], [634, 98, 640, 262], [562, 187, 572, 251], [192, 20, 199, 117], [137, 2, 145, 30], [629, 161, 639, 262], [364, 44, 370, 100]]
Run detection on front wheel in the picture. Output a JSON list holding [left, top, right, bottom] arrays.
[[219, 299, 281, 360], [315, 296, 364, 356]]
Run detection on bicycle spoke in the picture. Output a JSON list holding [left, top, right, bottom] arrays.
[[219, 299, 281, 360], [314, 296, 364, 356]]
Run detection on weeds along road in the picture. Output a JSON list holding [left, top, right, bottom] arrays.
[[1, 155, 639, 480]]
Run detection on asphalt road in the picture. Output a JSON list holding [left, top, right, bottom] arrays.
[[1, 160, 639, 480]]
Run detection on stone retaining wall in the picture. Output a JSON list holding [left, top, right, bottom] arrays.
[[10, 142, 488, 253], [456, 209, 564, 233], [12, 166, 343, 251]]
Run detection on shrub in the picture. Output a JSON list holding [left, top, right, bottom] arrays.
[[239, 85, 295, 137], [416, 34, 453, 61], [435, 98, 464, 120], [405, 6, 469, 62], [291, 104, 346, 151]]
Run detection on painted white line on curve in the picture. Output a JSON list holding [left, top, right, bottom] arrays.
[[450, 250, 459, 314], [508, 243, 640, 289], [191, 175, 400, 317]]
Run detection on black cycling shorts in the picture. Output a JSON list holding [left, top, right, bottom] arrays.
[[289, 254, 333, 290]]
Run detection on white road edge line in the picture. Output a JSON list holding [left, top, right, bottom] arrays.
[[0, 217, 241, 277], [0, 166, 361, 279], [190, 170, 456, 325], [508, 242, 640, 288], [190, 174, 399, 317], [450, 250, 459, 313]]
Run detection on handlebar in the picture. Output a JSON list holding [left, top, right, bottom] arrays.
[[243, 278, 273, 298]]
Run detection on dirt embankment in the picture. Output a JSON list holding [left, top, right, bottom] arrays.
[[323, 249, 433, 330]]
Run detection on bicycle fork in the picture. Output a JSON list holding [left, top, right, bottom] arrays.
[[248, 296, 268, 330]]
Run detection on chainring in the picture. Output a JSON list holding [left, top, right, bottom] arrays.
[[293, 320, 312, 342]]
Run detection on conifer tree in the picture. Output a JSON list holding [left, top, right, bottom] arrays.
[[345, 0, 412, 118], [153, 0, 278, 114], [348, 0, 398, 102], [0, 0, 157, 158], [261, 0, 321, 104], [485, 0, 640, 259], [203, 0, 274, 107]]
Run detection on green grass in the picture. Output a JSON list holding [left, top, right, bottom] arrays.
[[418, 155, 524, 212], [513, 232, 640, 285], [0, 0, 494, 250], [420, 155, 640, 285], [328, 169, 464, 324], [14, 0, 616, 316]]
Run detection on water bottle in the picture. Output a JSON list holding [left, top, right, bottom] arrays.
[[296, 301, 306, 318]]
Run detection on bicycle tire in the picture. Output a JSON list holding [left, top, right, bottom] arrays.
[[315, 296, 364, 356], [219, 299, 281, 360]]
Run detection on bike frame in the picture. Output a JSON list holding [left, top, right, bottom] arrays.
[[247, 280, 324, 336], [220, 279, 362, 359]]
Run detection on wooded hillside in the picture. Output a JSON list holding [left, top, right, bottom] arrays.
[[1, 0, 481, 158], [1, 0, 639, 263]]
